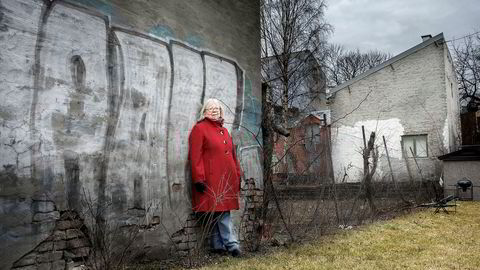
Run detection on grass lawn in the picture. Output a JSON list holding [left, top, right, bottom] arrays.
[[203, 201, 480, 270]]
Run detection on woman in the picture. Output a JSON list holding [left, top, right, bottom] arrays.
[[188, 98, 242, 256]]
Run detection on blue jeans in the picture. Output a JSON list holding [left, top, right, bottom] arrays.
[[211, 211, 239, 251]]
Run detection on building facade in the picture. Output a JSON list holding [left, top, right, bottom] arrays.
[[328, 33, 461, 183]]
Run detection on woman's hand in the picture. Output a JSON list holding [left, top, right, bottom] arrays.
[[194, 182, 206, 193]]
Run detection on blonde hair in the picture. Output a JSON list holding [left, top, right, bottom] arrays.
[[198, 98, 224, 121]]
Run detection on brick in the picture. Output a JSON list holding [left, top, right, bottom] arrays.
[[255, 190, 264, 196], [151, 216, 160, 225], [60, 211, 79, 220], [12, 265, 37, 270], [33, 200, 56, 213], [66, 229, 83, 239], [33, 211, 60, 222], [53, 240, 67, 250], [37, 241, 53, 252], [38, 261, 66, 270], [37, 251, 63, 263], [69, 247, 90, 258], [12, 253, 37, 267], [49, 230, 66, 241], [56, 219, 83, 230], [177, 242, 193, 251], [67, 238, 90, 249]]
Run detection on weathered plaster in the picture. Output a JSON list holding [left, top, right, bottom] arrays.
[[331, 118, 405, 182]]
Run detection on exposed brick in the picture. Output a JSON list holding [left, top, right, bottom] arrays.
[[12, 253, 37, 267], [12, 265, 37, 270], [37, 241, 53, 252], [66, 229, 83, 239], [71, 247, 90, 258], [38, 260, 66, 270], [184, 227, 197, 234], [151, 216, 160, 225], [177, 242, 192, 251], [56, 219, 83, 230], [255, 190, 263, 196], [49, 230, 66, 241], [67, 238, 90, 249], [33, 211, 60, 222], [37, 251, 63, 263], [33, 200, 56, 213], [60, 210, 79, 220], [53, 240, 67, 250]]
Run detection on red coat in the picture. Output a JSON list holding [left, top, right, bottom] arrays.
[[188, 118, 242, 212]]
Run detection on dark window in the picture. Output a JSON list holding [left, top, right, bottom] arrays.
[[402, 135, 428, 158]]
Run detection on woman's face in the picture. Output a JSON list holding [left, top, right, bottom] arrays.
[[204, 104, 221, 120]]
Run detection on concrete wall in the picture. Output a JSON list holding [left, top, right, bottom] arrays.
[[329, 41, 457, 183], [443, 161, 480, 200], [0, 0, 261, 268]]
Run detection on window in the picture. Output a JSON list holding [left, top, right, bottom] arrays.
[[402, 135, 428, 158], [305, 124, 320, 148]]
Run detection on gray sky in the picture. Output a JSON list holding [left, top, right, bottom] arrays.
[[325, 0, 480, 55]]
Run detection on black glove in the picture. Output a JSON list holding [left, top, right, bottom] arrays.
[[194, 182, 206, 193]]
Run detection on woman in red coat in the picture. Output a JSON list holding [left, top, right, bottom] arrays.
[[188, 98, 242, 256]]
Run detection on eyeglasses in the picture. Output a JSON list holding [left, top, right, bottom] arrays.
[[205, 107, 220, 112]]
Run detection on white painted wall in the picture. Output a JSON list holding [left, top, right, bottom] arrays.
[[331, 118, 404, 182], [330, 41, 453, 182]]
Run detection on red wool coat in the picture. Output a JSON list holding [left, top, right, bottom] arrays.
[[188, 118, 242, 212]]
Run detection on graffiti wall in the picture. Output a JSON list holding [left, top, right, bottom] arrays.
[[0, 0, 261, 268]]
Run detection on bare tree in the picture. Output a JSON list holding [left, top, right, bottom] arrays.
[[259, 0, 332, 244], [261, 0, 331, 175], [453, 32, 480, 112], [261, 0, 332, 112], [324, 44, 391, 87]]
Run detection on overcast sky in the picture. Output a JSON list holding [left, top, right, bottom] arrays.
[[325, 0, 480, 55]]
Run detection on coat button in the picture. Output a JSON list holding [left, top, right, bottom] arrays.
[[220, 131, 224, 135], [225, 150, 229, 154], [223, 140, 227, 144]]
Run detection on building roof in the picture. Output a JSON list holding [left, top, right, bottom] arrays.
[[328, 33, 445, 97], [438, 145, 480, 161]]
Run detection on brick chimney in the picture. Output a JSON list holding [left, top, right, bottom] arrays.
[[421, 34, 432, 42]]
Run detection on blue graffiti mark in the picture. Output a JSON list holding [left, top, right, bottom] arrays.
[[237, 77, 262, 147], [185, 34, 204, 48], [66, 0, 113, 16], [149, 24, 175, 39]]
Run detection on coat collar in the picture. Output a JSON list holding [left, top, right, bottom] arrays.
[[203, 117, 224, 127]]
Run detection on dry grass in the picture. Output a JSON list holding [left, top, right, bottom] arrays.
[[202, 201, 480, 270]]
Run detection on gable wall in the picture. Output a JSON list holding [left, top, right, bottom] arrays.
[[329, 41, 448, 182]]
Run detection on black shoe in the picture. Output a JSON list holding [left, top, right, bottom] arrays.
[[230, 248, 241, 257]]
